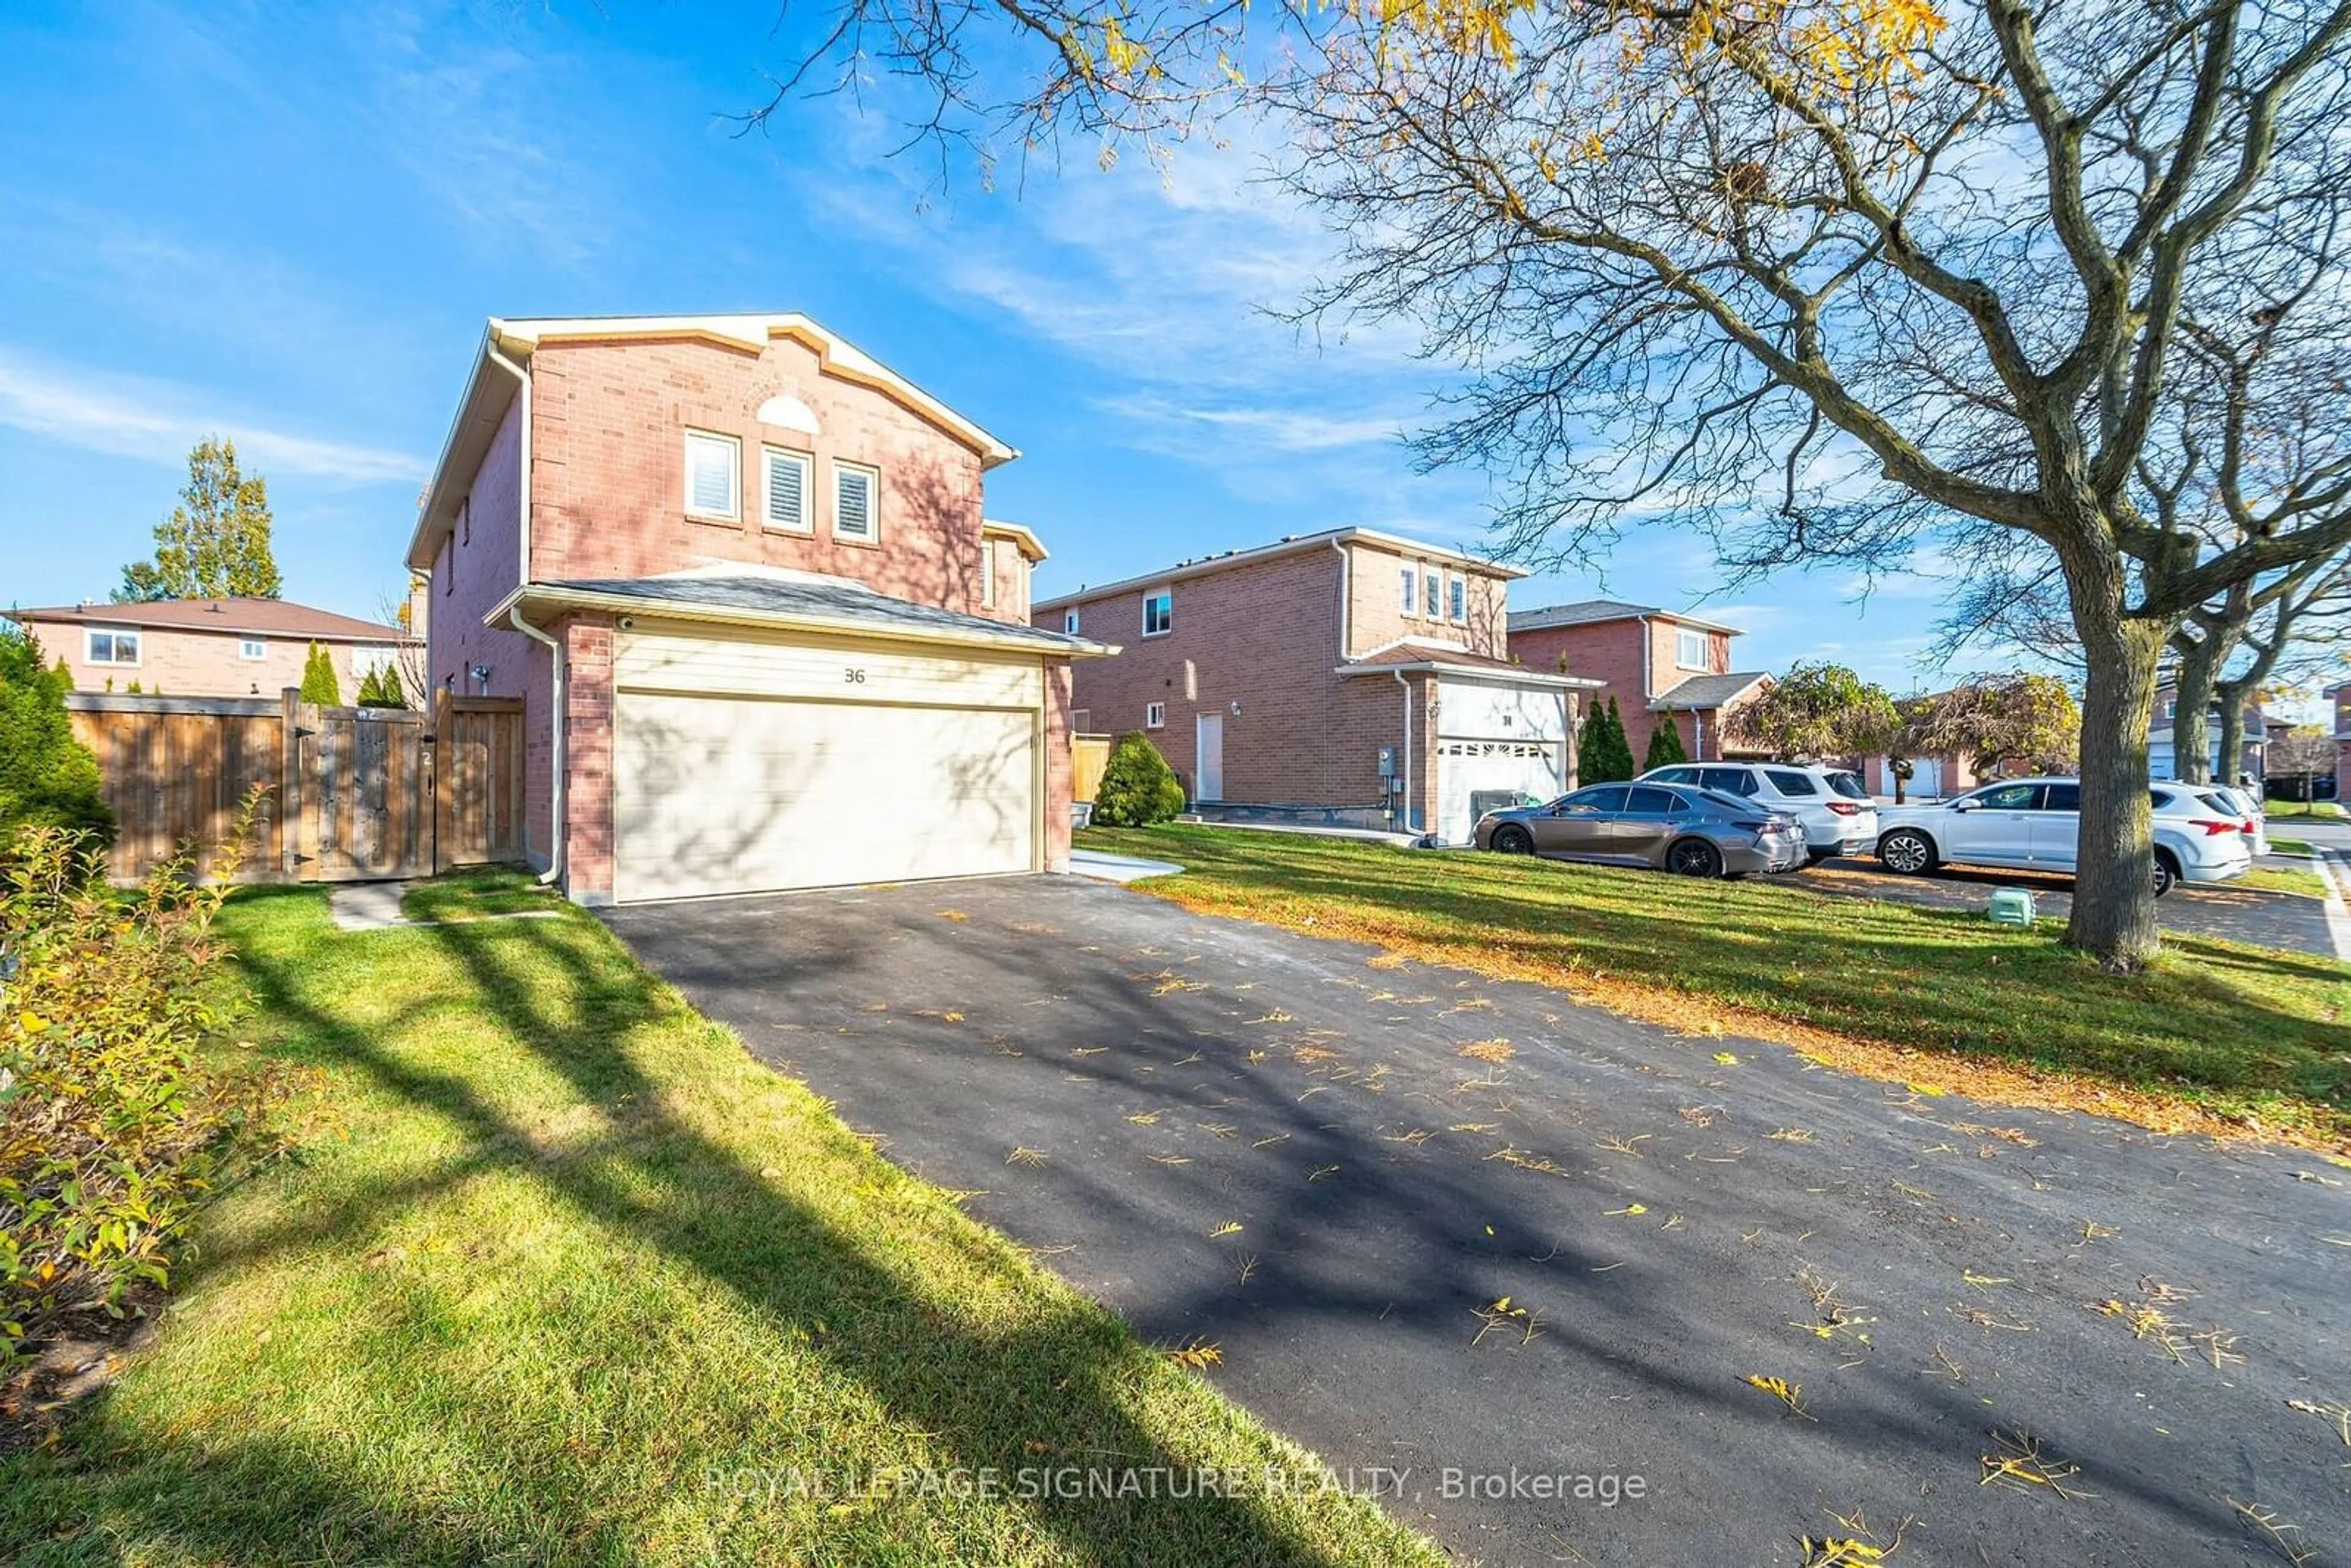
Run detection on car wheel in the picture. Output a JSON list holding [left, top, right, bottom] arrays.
[[1667, 838, 1724, 878], [1878, 829, 1938, 875], [2153, 850, 2179, 898], [1492, 825, 1535, 855]]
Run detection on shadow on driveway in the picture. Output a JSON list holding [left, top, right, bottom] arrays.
[[609, 876, 2350, 1566]]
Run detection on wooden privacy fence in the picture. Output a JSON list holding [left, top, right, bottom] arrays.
[[67, 690, 528, 883], [1072, 733, 1113, 804]]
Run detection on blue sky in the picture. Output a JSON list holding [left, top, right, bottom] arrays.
[[0, 0, 1957, 688]]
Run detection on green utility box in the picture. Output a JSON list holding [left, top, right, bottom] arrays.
[[1987, 888, 2037, 928]]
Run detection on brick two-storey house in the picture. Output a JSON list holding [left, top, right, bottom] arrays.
[[404, 312, 1109, 904], [1506, 600, 1769, 765], [11, 598, 413, 700], [1034, 529, 1600, 842]]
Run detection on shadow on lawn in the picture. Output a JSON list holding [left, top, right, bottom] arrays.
[[1103, 830, 2351, 1122], [11, 890, 1401, 1567]]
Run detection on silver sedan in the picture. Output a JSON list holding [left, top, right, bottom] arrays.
[[1474, 782, 1809, 878]]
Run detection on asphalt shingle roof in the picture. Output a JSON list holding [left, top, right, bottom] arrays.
[[1648, 671, 1770, 710], [539, 574, 1097, 654]]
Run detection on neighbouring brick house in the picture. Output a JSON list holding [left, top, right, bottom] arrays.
[[1033, 528, 1601, 842], [1505, 600, 1769, 765], [9, 598, 413, 700], [404, 312, 1108, 904]]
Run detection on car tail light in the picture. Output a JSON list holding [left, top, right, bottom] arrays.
[[1736, 820, 1775, 833], [1824, 801, 1859, 816], [2240, 819, 2257, 834], [2192, 819, 2237, 836]]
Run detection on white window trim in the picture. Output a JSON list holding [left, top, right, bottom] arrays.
[[1146, 701, 1167, 729], [86, 626, 142, 667], [1676, 627, 1709, 670], [684, 429, 741, 522], [1142, 587, 1174, 638], [1399, 567, 1417, 616], [760, 445, 812, 533], [239, 636, 267, 661], [981, 537, 998, 609], [1063, 608, 1081, 635], [833, 460, 880, 543]]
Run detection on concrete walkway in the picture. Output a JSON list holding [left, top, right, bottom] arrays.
[[328, 882, 413, 931], [1066, 849, 1186, 883]]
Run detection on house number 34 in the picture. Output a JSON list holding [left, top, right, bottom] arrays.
[[843, 667, 867, 684]]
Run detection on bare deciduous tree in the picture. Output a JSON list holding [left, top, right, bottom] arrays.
[[761, 2, 2351, 967]]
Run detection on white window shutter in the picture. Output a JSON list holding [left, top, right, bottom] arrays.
[[765, 450, 806, 529], [837, 466, 876, 538]]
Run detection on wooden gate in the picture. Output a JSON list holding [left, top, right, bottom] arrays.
[[69, 690, 530, 884]]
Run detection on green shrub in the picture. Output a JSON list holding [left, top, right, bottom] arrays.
[[298, 641, 342, 705], [1092, 731, 1187, 826], [1642, 714, 1689, 770], [1577, 696, 1636, 783], [355, 665, 407, 708], [0, 800, 272, 1371], [0, 624, 110, 846]]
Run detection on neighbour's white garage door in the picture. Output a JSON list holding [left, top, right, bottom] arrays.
[[612, 626, 1040, 902]]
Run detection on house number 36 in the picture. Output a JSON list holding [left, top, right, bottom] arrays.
[[844, 667, 867, 684]]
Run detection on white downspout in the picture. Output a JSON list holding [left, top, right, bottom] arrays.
[[1330, 536, 1352, 659], [1394, 668, 1414, 836], [508, 606, 564, 888], [482, 338, 563, 889]]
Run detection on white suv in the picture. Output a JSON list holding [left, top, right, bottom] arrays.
[[1873, 777, 2253, 895], [1640, 762, 1879, 864]]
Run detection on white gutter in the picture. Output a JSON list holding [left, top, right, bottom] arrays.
[[481, 342, 563, 890]]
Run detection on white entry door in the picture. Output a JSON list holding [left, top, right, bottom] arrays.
[[613, 693, 1035, 901], [1195, 712, 1224, 801]]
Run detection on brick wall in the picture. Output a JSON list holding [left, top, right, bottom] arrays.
[[1509, 613, 1739, 764], [1037, 545, 1439, 827], [560, 613, 617, 902], [525, 334, 1005, 621], [1344, 539, 1513, 659], [26, 616, 408, 703]]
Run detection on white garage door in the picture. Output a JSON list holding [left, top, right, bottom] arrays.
[[610, 625, 1041, 902], [1436, 739, 1565, 844]]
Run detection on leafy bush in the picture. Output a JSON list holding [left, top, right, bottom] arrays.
[[0, 623, 110, 846], [1642, 714, 1689, 770], [0, 800, 270, 1371], [1092, 731, 1187, 826], [298, 641, 342, 706]]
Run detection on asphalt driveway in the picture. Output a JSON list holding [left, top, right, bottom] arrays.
[[1807, 855, 2341, 959], [607, 877, 2349, 1566]]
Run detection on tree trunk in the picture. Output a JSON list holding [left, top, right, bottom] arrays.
[[2168, 637, 2220, 786], [2063, 600, 2168, 970], [2214, 638, 2285, 790]]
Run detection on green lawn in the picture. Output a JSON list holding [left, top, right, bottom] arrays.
[[2237, 863, 2328, 899], [2271, 835, 2317, 857], [1086, 825, 2351, 1147], [399, 867, 567, 921], [2266, 800, 2345, 819], [0, 880, 1439, 1567]]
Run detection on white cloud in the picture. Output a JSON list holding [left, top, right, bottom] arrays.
[[0, 351, 424, 484], [1095, 392, 1411, 454]]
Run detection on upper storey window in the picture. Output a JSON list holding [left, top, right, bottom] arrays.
[[684, 430, 740, 521]]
